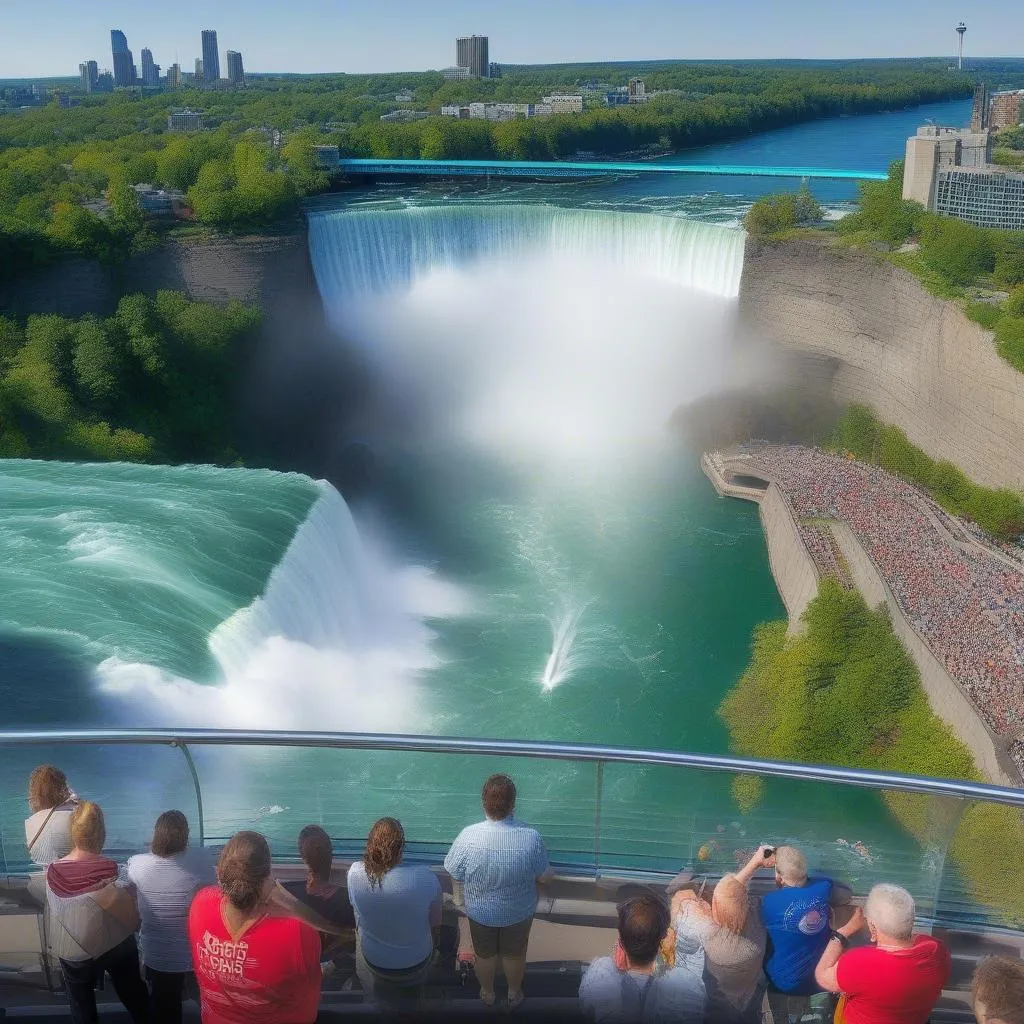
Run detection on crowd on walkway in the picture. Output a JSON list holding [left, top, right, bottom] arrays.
[[22, 762, 1024, 1024], [737, 445, 1024, 772]]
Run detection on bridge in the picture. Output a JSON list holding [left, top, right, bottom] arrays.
[[338, 157, 888, 182]]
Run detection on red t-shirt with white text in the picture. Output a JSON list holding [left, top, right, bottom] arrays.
[[836, 935, 950, 1024], [188, 885, 322, 1024]]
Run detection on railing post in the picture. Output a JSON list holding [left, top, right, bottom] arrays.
[[594, 761, 604, 878], [173, 741, 205, 847]]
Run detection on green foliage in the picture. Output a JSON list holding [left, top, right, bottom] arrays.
[[830, 405, 1024, 540], [996, 314, 1024, 374], [994, 235, 1024, 289], [744, 184, 822, 237], [0, 292, 261, 465], [1007, 284, 1024, 318], [837, 160, 923, 244], [918, 216, 995, 286], [964, 301, 1004, 330], [721, 582, 1024, 925], [730, 774, 765, 814]]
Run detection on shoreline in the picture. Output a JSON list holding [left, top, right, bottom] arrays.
[[702, 447, 1021, 788]]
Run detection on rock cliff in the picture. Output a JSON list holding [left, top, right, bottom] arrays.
[[740, 237, 1024, 491]]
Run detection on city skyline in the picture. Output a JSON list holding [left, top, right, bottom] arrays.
[[2, 1, 1024, 79]]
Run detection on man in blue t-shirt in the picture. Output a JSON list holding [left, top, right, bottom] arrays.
[[761, 844, 836, 1011]]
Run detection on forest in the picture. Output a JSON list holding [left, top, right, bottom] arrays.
[[0, 61, 971, 283]]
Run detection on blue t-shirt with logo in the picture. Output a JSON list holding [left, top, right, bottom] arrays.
[[762, 877, 833, 994]]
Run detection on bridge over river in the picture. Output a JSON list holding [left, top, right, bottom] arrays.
[[338, 157, 888, 181]]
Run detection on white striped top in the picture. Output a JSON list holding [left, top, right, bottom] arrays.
[[444, 816, 549, 928], [126, 848, 217, 973], [24, 804, 75, 866]]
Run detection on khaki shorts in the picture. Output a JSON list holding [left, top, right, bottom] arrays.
[[468, 916, 533, 959]]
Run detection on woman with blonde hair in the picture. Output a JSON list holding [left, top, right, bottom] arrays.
[[671, 846, 772, 1023], [188, 830, 322, 1023], [346, 817, 442, 1005], [25, 764, 77, 866], [45, 801, 151, 1023]]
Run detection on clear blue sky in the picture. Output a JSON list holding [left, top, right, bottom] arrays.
[[0, 0, 1018, 79]]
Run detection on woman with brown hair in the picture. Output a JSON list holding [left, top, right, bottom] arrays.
[[346, 817, 442, 1005], [24, 764, 77, 866], [45, 801, 151, 1023], [670, 846, 772, 1024], [188, 830, 322, 1024]]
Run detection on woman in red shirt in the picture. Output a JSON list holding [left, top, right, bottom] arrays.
[[188, 831, 321, 1024], [813, 883, 950, 1024]]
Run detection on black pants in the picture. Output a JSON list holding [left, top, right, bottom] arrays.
[[145, 966, 191, 1024], [60, 934, 151, 1024]]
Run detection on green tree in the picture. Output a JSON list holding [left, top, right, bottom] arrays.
[[919, 216, 995, 286], [72, 317, 120, 406]]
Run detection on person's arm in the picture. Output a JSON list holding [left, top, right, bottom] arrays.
[[735, 845, 775, 886], [428, 874, 443, 930], [814, 905, 865, 992], [534, 834, 552, 884], [443, 834, 466, 882], [269, 880, 350, 936]]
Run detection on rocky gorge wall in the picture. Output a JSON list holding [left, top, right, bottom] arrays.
[[740, 237, 1024, 491]]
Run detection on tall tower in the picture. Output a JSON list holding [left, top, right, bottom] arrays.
[[201, 29, 220, 83], [456, 35, 489, 78], [79, 60, 98, 92], [956, 22, 967, 71], [226, 51, 245, 87], [111, 29, 135, 87], [140, 48, 160, 87]]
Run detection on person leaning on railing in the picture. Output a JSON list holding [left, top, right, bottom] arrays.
[[972, 956, 1024, 1024], [126, 810, 216, 1024], [45, 800, 151, 1024], [25, 763, 78, 866], [444, 773, 551, 1010], [813, 882, 950, 1024], [579, 892, 705, 1023], [669, 846, 771, 1023], [188, 831, 322, 1024], [346, 817, 442, 1007]]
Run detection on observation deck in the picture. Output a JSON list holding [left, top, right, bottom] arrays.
[[337, 157, 889, 182], [1, 729, 1021, 1020]]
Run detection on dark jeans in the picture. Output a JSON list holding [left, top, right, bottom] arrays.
[[60, 934, 151, 1024], [145, 966, 191, 1024]]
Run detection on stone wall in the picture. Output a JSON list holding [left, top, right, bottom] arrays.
[[740, 237, 1024, 491], [831, 522, 1018, 786]]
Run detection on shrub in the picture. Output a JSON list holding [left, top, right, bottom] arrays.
[[919, 215, 995, 286]]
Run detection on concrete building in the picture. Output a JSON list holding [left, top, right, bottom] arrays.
[[110, 29, 135, 87], [226, 50, 245, 87], [442, 66, 472, 81], [194, 58, 204, 80], [201, 30, 220, 83], [456, 35, 489, 78], [628, 78, 646, 103], [132, 183, 187, 217], [990, 91, 1024, 131], [542, 94, 584, 114], [379, 109, 430, 123], [903, 125, 992, 207], [79, 60, 98, 93], [166, 64, 182, 89], [971, 83, 990, 132], [95, 72, 114, 93], [140, 49, 160, 87], [167, 108, 205, 132]]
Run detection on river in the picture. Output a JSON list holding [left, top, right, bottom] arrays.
[[0, 99, 972, 902]]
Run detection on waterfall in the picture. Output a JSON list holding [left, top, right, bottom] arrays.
[[308, 203, 746, 306]]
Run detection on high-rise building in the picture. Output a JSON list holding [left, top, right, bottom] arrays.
[[226, 50, 245, 87], [456, 35, 489, 78], [111, 29, 135, 87], [79, 60, 98, 93], [201, 30, 220, 83], [140, 49, 160, 87], [168, 108, 206, 132], [167, 64, 182, 88], [195, 58, 204, 80]]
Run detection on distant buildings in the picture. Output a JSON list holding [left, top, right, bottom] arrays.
[[542, 94, 584, 114], [379, 109, 430, 123], [168, 108, 206, 132], [990, 91, 1024, 131], [166, 64, 182, 89], [442, 101, 554, 122], [195, 58, 204, 80], [226, 50, 245, 87], [110, 29, 135, 87], [141, 48, 160, 87], [201, 30, 220, 83], [904, 124, 1024, 231], [442, 67, 472, 81], [455, 35, 489, 78], [628, 78, 646, 102], [79, 60, 98, 93]]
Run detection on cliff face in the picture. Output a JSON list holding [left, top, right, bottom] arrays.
[[740, 237, 1024, 491]]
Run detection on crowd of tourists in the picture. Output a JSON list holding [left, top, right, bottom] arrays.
[[21, 762, 1024, 1023], [738, 445, 1024, 767]]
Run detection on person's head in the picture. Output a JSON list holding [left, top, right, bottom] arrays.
[[70, 801, 105, 855], [298, 824, 333, 883], [28, 764, 71, 814], [217, 831, 273, 913], [864, 883, 915, 945], [151, 810, 189, 858], [617, 893, 671, 970], [972, 956, 1024, 1024], [364, 817, 404, 890], [774, 845, 808, 888], [711, 874, 749, 934], [482, 774, 516, 821]]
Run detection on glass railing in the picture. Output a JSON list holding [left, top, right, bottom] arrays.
[[2, 729, 1023, 933]]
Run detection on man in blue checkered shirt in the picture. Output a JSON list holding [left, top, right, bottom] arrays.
[[445, 773, 551, 1010]]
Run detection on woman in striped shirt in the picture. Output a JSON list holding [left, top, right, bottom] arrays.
[[127, 810, 216, 1024]]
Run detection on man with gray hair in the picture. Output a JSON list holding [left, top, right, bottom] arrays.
[[814, 882, 949, 1023]]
